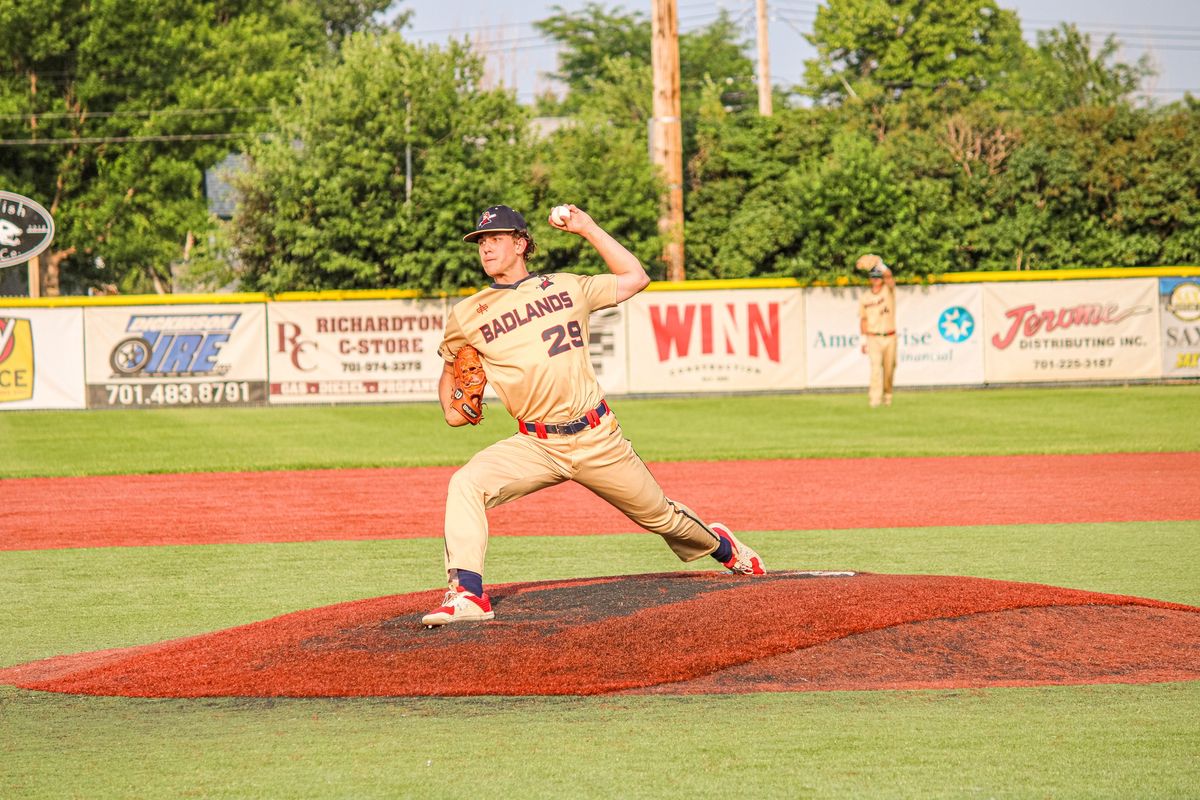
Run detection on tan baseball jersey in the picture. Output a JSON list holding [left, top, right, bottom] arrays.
[[438, 272, 617, 423], [859, 285, 896, 334], [434, 269, 722, 585]]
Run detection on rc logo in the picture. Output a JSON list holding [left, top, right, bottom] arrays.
[[110, 313, 240, 377], [0, 317, 35, 402], [938, 306, 975, 343]]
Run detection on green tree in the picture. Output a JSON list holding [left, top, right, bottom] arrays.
[[529, 64, 664, 278], [232, 33, 530, 293], [1025, 23, 1153, 111], [803, 0, 1027, 107], [532, 1, 759, 162], [688, 107, 956, 280], [533, 3, 757, 280], [1109, 108, 1200, 266], [0, 0, 396, 295]]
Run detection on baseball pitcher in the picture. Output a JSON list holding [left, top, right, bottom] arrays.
[[423, 204, 766, 627]]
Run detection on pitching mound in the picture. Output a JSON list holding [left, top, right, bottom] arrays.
[[3, 572, 1198, 697]]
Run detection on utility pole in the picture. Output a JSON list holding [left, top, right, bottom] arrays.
[[27, 254, 41, 298], [756, 0, 773, 116], [651, 0, 685, 281]]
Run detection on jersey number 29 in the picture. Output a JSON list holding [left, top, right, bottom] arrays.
[[542, 321, 585, 356]]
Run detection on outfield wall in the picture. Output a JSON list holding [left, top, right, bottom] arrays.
[[2, 269, 1197, 411]]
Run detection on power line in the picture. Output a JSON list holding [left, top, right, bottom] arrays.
[[0, 132, 264, 147], [1023, 17, 1200, 35], [0, 106, 271, 122]]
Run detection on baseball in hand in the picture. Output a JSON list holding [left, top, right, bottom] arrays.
[[550, 205, 571, 226]]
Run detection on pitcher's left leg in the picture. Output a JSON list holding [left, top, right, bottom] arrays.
[[573, 425, 756, 567]]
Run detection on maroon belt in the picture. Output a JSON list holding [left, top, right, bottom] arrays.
[[518, 400, 611, 438], [870, 331, 896, 336]]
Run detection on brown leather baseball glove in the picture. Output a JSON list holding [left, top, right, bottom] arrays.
[[451, 345, 487, 424]]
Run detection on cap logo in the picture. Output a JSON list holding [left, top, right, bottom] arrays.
[[478, 210, 496, 227]]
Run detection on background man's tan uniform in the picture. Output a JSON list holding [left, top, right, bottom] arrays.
[[856, 254, 897, 407], [422, 204, 764, 626]]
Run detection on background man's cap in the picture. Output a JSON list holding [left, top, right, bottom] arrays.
[[856, 253, 882, 272], [464, 205, 527, 242], [869, 265, 886, 278]]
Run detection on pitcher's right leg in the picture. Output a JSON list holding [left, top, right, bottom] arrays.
[[442, 434, 567, 587]]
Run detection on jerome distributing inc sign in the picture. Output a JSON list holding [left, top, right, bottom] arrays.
[[983, 278, 1160, 383], [0, 191, 54, 268]]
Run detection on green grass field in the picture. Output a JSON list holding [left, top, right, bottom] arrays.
[[2, 385, 1198, 798], [2, 384, 1198, 477]]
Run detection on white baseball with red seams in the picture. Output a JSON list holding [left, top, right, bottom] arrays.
[[550, 205, 571, 226]]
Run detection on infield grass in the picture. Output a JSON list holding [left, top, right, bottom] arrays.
[[2, 523, 1198, 798], [1, 384, 1197, 477], [3, 683, 1197, 799], [2, 385, 1199, 798]]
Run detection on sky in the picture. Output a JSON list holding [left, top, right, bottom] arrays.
[[396, 0, 1200, 105]]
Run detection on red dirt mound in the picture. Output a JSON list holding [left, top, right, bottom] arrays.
[[3, 572, 1197, 697]]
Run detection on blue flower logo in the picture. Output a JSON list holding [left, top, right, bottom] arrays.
[[938, 306, 975, 343]]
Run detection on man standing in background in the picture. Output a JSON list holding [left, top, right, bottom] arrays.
[[857, 254, 897, 407]]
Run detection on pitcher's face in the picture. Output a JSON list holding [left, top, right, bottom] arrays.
[[477, 232, 526, 281]]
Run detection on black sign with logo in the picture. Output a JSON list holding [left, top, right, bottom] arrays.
[[0, 191, 55, 269]]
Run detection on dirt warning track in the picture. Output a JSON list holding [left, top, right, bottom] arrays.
[[4, 452, 1198, 550]]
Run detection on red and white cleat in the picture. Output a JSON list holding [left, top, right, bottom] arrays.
[[421, 584, 495, 627], [711, 522, 766, 576]]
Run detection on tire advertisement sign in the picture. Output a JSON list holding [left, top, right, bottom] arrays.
[[983, 278, 1160, 383], [805, 284, 984, 388], [0, 307, 85, 409], [84, 304, 267, 408], [626, 288, 804, 393], [1160, 277, 1200, 377], [267, 299, 445, 404]]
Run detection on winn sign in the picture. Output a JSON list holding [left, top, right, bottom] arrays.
[[0, 191, 55, 268]]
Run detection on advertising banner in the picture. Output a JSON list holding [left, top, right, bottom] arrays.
[[626, 288, 804, 393], [586, 304, 629, 396], [805, 284, 985, 388], [0, 306, 85, 409], [1159, 277, 1200, 377], [983, 278, 1160, 383], [804, 286, 866, 388], [84, 303, 268, 408], [267, 299, 446, 404]]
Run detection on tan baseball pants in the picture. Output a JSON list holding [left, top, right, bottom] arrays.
[[867, 333, 897, 406], [442, 416, 720, 585]]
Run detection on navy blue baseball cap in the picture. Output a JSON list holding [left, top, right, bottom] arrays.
[[464, 205, 527, 242]]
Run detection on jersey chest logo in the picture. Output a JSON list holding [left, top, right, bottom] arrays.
[[478, 290, 575, 344]]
